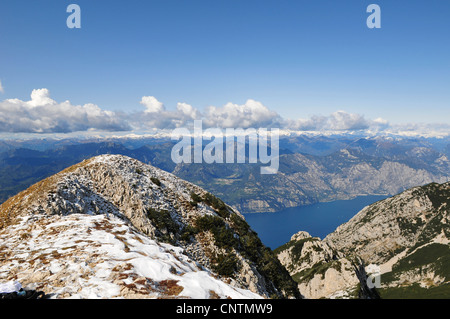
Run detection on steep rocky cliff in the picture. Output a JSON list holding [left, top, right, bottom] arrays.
[[274, 231, 361, 298], [276, 182, 450, 298], [325, 181, 450, 298], [0, 154, 300, 299]]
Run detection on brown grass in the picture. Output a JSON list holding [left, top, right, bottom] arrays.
[[209, 290, 220, 299], [0, 158, 95, 230], [158, 279, 184, 296]]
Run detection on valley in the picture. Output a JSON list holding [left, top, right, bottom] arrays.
[[0, 133, 449, 299], [1, 134, 449, 213]]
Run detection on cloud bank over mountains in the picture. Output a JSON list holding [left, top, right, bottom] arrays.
[[0, 89, 130, 133], [0, 88, 447, 137]]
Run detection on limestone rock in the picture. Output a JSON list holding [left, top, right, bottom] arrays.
[[0, 154, 300, 299], [276, 181, 450, 298]]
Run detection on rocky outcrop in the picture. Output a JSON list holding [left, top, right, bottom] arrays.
[[323, 182, 450, 297], [0, 155, 300, 299], [274, 231, 360, 299], [324, 182, 450, 265], [299, 258, 359, 299], [275, 182, 450, 299]]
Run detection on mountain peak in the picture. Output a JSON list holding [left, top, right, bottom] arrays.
[[290, 231, 313, 242], [0, 154, 300, 299], [275, 181, 450, 299]]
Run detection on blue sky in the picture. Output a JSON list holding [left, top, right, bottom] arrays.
[[0, 0, 449, 134]]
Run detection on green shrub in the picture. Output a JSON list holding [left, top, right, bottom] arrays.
[[195, 214, 237, 249], [258, 247, 301, 298], [239, 232, 263, 262], [195, 214, 225, 231], [202, 192, 230, 218], [379, 282, 450, 299], [180, 224, 199, 242], [194, 207, 300, 298], [146, 208, 179, 242], [391, 243, 450, 279], [212, 253, 239, 277], [189, 192, 202, 207], [190, 191, 202, 203], [151, 177, 161, 186], [230, 213, 250, 234]]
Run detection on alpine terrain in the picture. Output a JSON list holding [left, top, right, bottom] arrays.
[[0, 154, 300, 299], [1, 136, 449, 214], [275, 182, 450, 298]]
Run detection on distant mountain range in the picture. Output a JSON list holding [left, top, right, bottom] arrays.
[[0, 134, 449, 212]]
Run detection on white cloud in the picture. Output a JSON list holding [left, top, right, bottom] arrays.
[[131, 98, 203, 130], [176, 102, 200, 120], [327, 111, 369, 130], [0, 80, 4, 94], [382, 122, 450, 138], [373, 117, 388, 125], [369, 117, 390, 131], [203, 99, 280, 128], [132, 98, 280, 130], [286, 115, 327, 131], [132, 97, 281, 130], [27, 88, 56, 107], [140, 96, 165, 113], [0, 88, 130, 133], [286, 111, 371, 131], [5, 90, 444, 137]]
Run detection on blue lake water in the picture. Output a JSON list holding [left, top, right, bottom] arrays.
[[243, 195, 388, 250]]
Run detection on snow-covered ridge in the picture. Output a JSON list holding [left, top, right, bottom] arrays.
[[0, 213, 261, 299], [0, 154, 299, 299]]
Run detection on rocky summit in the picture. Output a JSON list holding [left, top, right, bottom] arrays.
[[274, 231, 361, 299], [0, 154, 300, 299], [275, 182, 450, 298]]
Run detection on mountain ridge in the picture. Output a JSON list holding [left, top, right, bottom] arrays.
[[1, 136, 449, 213], [0, 154, 300, 299], [275, 181, 450, 298]]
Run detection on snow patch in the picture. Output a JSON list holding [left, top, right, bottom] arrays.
[[0, 213, 262, 299]]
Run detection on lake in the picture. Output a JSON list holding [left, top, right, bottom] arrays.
[[243, 195, 388, 250]]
